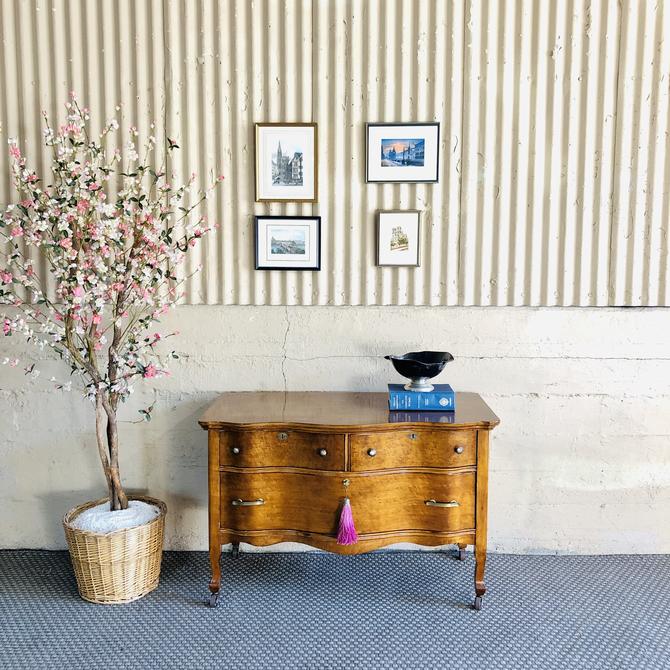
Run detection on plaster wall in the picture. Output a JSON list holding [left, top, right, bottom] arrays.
[[1, 305, 668, 554]]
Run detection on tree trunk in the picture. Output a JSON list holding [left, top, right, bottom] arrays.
[[101, 394, 128, 511], [95, 395, 114, 504]]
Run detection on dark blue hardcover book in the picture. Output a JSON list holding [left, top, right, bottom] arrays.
[[388, 410, 455, 424], [388, 384, 456, 411]]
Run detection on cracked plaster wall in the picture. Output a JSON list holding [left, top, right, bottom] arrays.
[[1, 305, 669, 554]]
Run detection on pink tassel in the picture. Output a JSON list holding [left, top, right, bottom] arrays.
[[337, 497, 358, 545]]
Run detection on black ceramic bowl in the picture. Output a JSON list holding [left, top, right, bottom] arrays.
[[384, 351, 454, 391]]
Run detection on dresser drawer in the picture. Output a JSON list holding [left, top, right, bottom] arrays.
[[350, 429, 476, 471], [220, 471, 475, 534], [219, 430, 345, 470]]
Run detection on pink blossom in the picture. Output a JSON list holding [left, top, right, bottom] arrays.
[[76, 199, 90, 214], [0, 271, 12, 284], [88, 182, 101, 191], [27, 174, 38, 183], [3, 320, 11, 336], [8, 145, 21, 159], [92, 314, 102, 325], [72, 286, 84, 298], [10, 227, 23, 238], [59, 237, 72, 249], [143, 364, 158, 379]]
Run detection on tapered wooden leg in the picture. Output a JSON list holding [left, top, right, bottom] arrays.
[[208, 544, 221, 607], [457, 543, 467, 561], [231, 542, 240, 558], [473, 429, 490, 611], [207, 429, 222, 607], [474, 544, 486, 597]]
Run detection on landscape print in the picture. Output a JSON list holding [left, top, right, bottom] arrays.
[[381, 138, 425, 167], [272, 141, 304, 186], [269, 225, 307, 255]]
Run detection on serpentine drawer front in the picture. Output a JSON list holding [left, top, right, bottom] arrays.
[[349, 429, 476, 471], [200, 391, 500, 610], [220, 470, 475, 534], [219, 430, 345, 470]]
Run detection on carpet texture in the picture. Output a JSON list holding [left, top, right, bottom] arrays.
[[0, 550, 668, 669]]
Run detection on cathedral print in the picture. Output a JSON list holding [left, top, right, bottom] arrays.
[[272, 142, 304, 186]]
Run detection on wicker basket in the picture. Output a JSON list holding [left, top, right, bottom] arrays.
[[63, 496, 167, 604]]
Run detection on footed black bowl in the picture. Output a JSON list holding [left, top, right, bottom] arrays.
[[384, 351, 454, 392]]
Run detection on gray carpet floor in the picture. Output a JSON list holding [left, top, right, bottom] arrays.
[[0, 550, 668, 670]]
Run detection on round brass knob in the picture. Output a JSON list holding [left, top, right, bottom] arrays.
[[318, 448, 328, 457], [368, 448, 377, 457], [454, 446, 464, 454], [231, 446, 240, 455]]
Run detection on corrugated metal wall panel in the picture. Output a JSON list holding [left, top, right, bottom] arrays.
[[0, 0, 668, 306]]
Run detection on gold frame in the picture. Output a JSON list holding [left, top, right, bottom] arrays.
[[254, 122, 318, 203]]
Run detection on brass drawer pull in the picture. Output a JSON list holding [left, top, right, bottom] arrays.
[[367, 448, 377, 457], [231, 446, 241, 455], [425, 499, 459, 508], [231, 498, 265, 507], [454, 446, 464, 454], [318, 448, 328, 457], [277, 432, 288, 441]]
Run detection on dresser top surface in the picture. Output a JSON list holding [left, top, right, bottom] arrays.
[[199, 392, 499, 430]]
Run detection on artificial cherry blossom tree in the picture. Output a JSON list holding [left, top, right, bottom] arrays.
[[1, 95, 221, 511]]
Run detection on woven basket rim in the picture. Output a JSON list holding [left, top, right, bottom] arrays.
[[63, 495, 167, 538]]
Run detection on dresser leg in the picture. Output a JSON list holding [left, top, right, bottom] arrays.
[[208, 544, 222, 606], [231, 542, 240, 558], [457, 543, 467, 561], [473, 545, 486, 610]]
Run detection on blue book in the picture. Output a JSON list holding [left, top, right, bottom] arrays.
[[388, 384, 456, 411]]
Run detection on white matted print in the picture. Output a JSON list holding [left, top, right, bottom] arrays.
[[377, 211, 421, 267], [255, 216, 321, 270], [255, 123, 317, 202], [366, 123, 439, 183]]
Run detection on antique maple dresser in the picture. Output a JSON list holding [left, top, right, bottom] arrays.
[[199, 391, 499, 610]]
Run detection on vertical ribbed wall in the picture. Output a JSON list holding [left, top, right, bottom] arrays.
[[0, 0, 668, 306]]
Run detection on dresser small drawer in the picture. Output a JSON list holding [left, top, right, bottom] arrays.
[[350, 429, 476, 471], [219, 471, 475, 535], [219, 430, 345, 470]]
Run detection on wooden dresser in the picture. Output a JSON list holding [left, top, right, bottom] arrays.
[[199, 391, 499, 610]]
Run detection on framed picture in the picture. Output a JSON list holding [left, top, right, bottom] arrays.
[[376, 210, 421, 267], [255, 123, 318, 202], [366, 122, 440, 183], [254, 215, 321, 270]]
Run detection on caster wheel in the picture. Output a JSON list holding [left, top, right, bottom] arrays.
[[207, 592, 219, 608], [473, 596, 483, 611], [231, 544, 240, 559], [458, 548, 466, 561]]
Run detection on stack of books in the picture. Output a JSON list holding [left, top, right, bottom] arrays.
[[387, 383, 456, 411]]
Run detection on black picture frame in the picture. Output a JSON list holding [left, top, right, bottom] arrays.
[[366, 122, 440, 183], [254, 215, 322, 271]]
